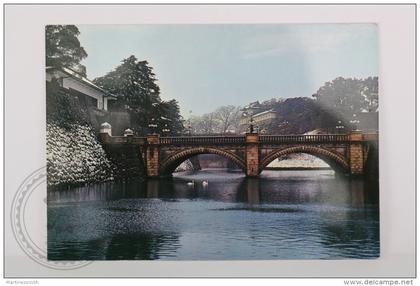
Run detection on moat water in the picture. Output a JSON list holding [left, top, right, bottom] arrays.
[[47, 169, 379, 260]]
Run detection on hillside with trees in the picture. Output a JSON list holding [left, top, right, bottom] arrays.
[[188, 76, 378, 135]]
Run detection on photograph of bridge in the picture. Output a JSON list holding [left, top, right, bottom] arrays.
[[46, 24, 379, 260]]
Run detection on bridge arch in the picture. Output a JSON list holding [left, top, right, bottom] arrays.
[[160, 147, 247, 175], [259, 146, 349, 174]]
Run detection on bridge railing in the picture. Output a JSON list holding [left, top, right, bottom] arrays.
[[362, 133, 379, 141], [101, 133, 374, 145], [258, 134, 350, 143], [105, 136, 147, 145], [160, 136, 246, 145]]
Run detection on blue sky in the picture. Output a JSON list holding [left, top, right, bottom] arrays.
[[78, 24, 378, 117]]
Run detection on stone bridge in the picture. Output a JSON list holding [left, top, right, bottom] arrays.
[[99, 123, 378, 178]]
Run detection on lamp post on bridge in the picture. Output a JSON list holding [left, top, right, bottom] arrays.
[[148, 118, 158, 135], [123, 128, 134, 137], [249, 115, 255, 134], [349, 114, 360, 131], [243, 112, 256, 134], [187, 123, 192, 136], [335, 120, 345, 134], [186, 110, 192, 136], [162, 124, 170, 136]]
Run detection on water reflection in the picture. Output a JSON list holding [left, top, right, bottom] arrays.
[[48, 169, 379, 260], [48, 233, 181, 260], [243, 178, 260, 205]]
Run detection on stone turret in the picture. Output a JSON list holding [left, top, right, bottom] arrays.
[[99, 122, 112, 143], [124, 128, 134, 137], [100, 122, 112, 135]]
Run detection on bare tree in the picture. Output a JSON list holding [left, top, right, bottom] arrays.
[[190, 113, 218, 134], [189, 105, 242, 134], [200, 112, 219, 133], [189, 115, 203, 134], [214, 105, 242, 133]]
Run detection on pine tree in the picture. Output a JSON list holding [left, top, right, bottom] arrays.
[[94, 55, 184, 135], [46, 25, 88, 76]]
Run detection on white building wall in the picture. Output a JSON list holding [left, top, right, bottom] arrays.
[[47, 69, 111, 110], [103, 97, 108, 111], [62, 77, 104, 110], [240, 112, 277, 126]]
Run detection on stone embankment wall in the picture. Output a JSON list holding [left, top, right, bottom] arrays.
[[102, 144, 145, 180], [47, 123, 114, 187]]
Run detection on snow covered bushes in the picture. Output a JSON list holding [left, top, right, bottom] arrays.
[[47, 123, 114, 187]]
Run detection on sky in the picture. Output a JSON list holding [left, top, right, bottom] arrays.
[[78, 24, 378, 117]]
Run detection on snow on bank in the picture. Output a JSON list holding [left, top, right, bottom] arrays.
[[267, 153, 330, 168], [47, 123, 114, 187], [174, 160, 194, 172]]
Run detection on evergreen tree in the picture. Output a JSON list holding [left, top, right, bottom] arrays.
[[46, 25, 88, 76], [312, 77, 379, 122], [94, 55, 184, 135], [156, 99, 184, 135], [362, 76, 379, 112]]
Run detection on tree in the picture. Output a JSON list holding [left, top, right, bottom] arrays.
[[268, 97, 338, 134], [155, 99, 184, 135], [200, 112, 219, 134], [190, 112, 219, 134], [362, 76, 379, 112], [94, 56, 159, 133], [46, 25, 88, 76], [312, 77, 379, 123], [214, 105, 242, 133], [94, 55, 184, 135], [189, 105, 242, 134]]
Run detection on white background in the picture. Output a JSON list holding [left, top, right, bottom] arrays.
[[2, 3, 416, 282]]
